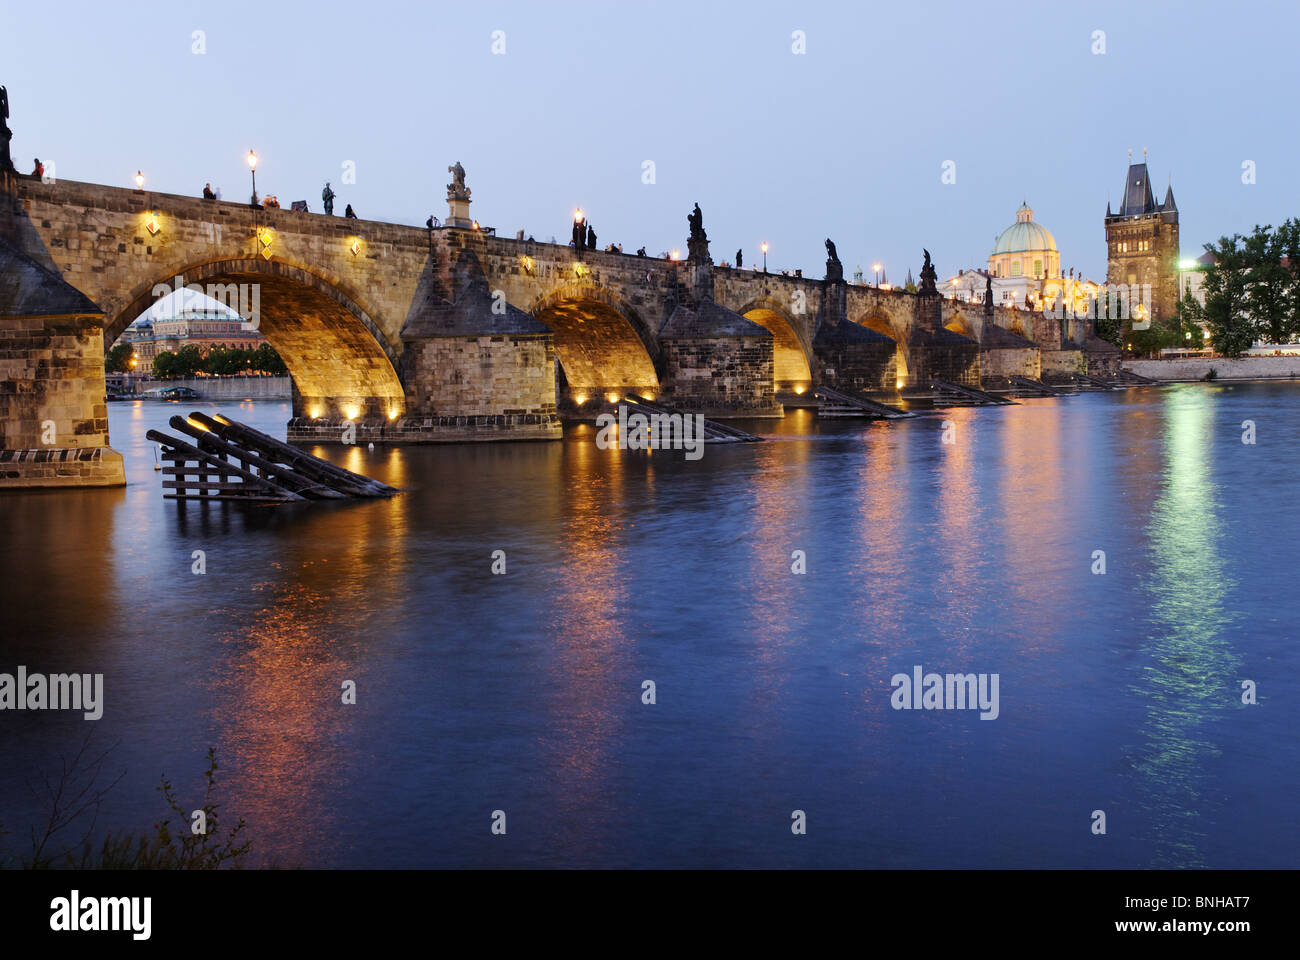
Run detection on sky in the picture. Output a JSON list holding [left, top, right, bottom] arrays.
[[4, 0, 1297, 283]]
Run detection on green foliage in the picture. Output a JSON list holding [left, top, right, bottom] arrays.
[[1196, 219, 1300, 357], [1201, 234, 1254, 357], [149, 343, 286, 379], [1243, 224, 1291, 344], [173, 345, 205, 377], [152, 350, 177, 378], [105, 343, 133, 373]]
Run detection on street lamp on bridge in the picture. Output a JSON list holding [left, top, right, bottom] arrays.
[[247, 149, 258, 206], [134, 170, 144, 190], [761, 242, 768, 273], [873, 262, 881, 286]]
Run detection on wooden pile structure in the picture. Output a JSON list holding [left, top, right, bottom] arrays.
[[814, 385, 911, 419], [928, 378, 1018, 407], [147, 411, 398, 502], [622, 395, 764, 442]]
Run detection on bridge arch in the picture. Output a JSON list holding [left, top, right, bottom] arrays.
[[110, 258, 405, 422], [943, 313, 975, 339], [737, 297, 812, 392], [530, 283, 660, 405], [854, 311, 910, 385]]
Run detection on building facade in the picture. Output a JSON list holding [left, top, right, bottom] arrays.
[[943, 201, 1101, 316], [122, 309, 267, 364], [1104, 160, 1180, 330]]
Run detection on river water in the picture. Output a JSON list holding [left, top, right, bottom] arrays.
[[1, 383, 1297, 868]]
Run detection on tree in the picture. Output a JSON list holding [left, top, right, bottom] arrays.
[[1174, 286, 1205, 349], [104, 343, 133, 373], [173, 344, 205, 377], [1277, 218, 1300, 342], [1201, 235, 1253, 357], [251, 343, 287, 375], [1242, 224, 1291, 344], [152, 350, 177, 379]]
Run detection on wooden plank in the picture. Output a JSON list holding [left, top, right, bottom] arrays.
[[190, 412, 398, 495], [166, 416, 348, 499], [146, 429, 305, 501]]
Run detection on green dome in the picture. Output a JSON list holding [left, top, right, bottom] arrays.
[[992, 202, 1057, 255]]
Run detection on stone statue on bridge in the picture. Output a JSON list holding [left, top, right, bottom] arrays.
[[686, 202, 710, 262], [0, 85, 12, 173], [322, 182, 336, 216], [447, 161, 470, 201], [824, 238, 843, 282], [918, 248, 938, 296], [688, 202, 705, 241]]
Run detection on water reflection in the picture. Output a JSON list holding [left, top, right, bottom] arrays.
[[1132, 386, 1238, 867]]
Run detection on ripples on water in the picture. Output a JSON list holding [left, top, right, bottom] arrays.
[[1, 385, 1297, 868]]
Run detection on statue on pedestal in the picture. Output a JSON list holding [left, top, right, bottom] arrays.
[[0, 85, 13, 173], [686, 202, 710, 262], [447, 161, 470, 201], [824, 238, 843, 282], [918, 248, 938, 296]]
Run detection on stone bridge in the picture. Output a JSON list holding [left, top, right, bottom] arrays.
[[0, 172, 1110, 487]]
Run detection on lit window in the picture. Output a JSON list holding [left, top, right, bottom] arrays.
[[1012, 260, 1022, 276]]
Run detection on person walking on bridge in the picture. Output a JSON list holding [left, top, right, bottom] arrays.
[[31, 157, 43, 179]]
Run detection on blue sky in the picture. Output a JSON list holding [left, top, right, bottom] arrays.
[[4, 0, 1296, 282]]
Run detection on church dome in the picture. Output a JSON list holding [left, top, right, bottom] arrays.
[[992, 202, 1057, 255]]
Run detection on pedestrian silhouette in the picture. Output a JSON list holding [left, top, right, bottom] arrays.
[[31, 157, 43, 178], [202, 183, 216, 199], [345, 204, 357, 219]]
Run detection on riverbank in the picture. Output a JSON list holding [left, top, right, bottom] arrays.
[[1124, 357, 1300, 382], [116, 375, 291, 400]]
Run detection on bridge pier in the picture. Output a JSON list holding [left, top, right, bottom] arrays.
[[656, 251, 782, 419], [0, 234, 124, 488], [904, 273, 980, 393]]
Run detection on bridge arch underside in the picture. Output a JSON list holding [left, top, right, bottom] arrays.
[[856, 314, 908, 385], [111, 263, 404, 423], [740, 306, 811, 394], [944, 315, 974, 338], [534, 295, 659, 412]]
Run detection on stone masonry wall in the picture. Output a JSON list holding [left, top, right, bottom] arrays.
[[404, 334, 557, 418], [981, 346, 1041, 380], [658, 337, 779, 417], [0, 313, 124, 487]]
